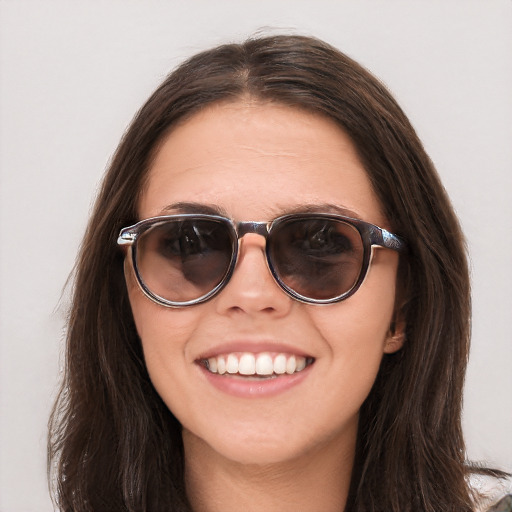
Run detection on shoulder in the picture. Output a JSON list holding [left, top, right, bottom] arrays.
[[469, 473, 512, 512]]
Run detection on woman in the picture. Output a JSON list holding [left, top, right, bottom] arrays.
[[48, 35, 510, 511]]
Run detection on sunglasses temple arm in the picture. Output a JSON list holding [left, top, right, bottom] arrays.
[[373, 227, 406, 252]]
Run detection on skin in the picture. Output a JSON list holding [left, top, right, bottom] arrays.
[[126, 99, 405, 512]]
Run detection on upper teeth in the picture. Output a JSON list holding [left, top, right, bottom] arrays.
[[204, 353, 310, 376]]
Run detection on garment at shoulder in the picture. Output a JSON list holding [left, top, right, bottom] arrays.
[[487, 494, 512, 512], [469, 473, 512, 512]]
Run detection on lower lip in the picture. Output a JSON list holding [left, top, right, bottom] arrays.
[[198, 363, 313, 398]]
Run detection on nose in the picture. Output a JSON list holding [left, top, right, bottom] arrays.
[[214, 233, 293, 317]]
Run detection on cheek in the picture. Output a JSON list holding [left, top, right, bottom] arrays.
[[312, 289, 395, 352], [125, 257, 199, 346], [125, 263, 200, 394], [307, 268, 397, 399]]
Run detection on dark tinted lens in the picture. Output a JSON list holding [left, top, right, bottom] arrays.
[[268, 217, 364, 300], [135, 219, 234, 303]]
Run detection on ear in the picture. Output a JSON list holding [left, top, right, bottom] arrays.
[[384, 313, 406, 354], [385, 263, 409, 354]]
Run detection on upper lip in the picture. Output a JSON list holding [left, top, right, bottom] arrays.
[[196, 341, 314, 361]]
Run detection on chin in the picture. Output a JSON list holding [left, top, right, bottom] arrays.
[[182, 412, 357, 468]]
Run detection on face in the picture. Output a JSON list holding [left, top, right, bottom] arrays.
[[126, 100, 403, 467]]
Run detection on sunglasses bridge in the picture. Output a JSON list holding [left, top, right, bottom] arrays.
[[235, 221, 271, 239]]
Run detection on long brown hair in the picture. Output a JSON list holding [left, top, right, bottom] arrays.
[[49, 34, 485, 511]]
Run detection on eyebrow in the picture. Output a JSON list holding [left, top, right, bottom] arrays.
[[283, 203, 363, 220], [159, 201, 363, 221], [160, 202, 229, 216]]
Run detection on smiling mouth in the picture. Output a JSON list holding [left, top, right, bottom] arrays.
[[199, 352, 315, 378]]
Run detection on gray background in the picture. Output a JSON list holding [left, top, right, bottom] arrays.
[[1, 1, 511, 510]]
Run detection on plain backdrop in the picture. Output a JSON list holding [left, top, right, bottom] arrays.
[[1, 1, 511, 510]]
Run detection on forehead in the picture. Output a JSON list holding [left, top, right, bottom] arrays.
[[140, 100, 386, 226]]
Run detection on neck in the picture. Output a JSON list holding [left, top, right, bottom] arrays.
[[183, 429, 355, 512]]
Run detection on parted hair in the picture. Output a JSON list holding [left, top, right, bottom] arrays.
[[49, 34, 482, 511]]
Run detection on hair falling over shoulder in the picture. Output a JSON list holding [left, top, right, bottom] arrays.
[[48, 34, 504, 512]]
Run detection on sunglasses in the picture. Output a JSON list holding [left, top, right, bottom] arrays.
[[117, 213, 406, 307]]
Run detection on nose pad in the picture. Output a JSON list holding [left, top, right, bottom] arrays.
[[214, 233, 293, 316]]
